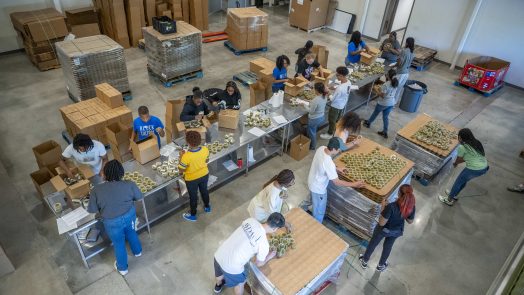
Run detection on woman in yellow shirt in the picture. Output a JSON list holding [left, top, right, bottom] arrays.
[[179, 131, 210, 221]]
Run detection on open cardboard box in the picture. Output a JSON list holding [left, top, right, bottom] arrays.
[[130, 135, 160, 164], [360, 47, 380, 65], [312, 68, 334, 86], [284, 76, 309, 97], [218, 110, 239, 130], [50, 165, 93, 199], [289, 134, 311, 161], [32, 140, 62, 168], [176, 119, 209, 141], [30, 167, 55, 199]]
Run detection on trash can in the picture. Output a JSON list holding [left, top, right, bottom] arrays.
[[399, 80, 428, 113]]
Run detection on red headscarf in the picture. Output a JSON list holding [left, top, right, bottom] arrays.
[[397, 184, 415, 219]]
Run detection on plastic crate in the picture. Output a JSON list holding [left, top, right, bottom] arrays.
[[458, 56, 510, 93], [152, 16, 177, 34]]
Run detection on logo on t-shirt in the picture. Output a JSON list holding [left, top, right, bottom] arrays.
[[138, 125, 154, 137], [242, 221, 261, 247]]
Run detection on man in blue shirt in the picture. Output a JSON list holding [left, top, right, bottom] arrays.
[[132, 106, 165, 148]]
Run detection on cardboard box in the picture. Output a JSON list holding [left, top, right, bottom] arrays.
[[105, 122, 132, 147], [312, 68, 334, 86], [50, 166, 92, 199], [110, 0, 131, 48], [10, 8, 69, 43], [175, 122, 207, 141], [182, 0, 190, 22], [311, 45, 329, 68], [166, 98, 185, 122], [71, 23, 101, 38], [218, 110, 240, 130], [156, 3, 168, 16], [65, 7, 99, 26], [250, 81, 269, 107], [226, 8, 267, 50], [367, 46, 380, 56], [162, 10, 173, 18], [30, 167, 55, 199], [32, 140, 62, 168], [284, 76, 309, 97], [165, 126, 175, 143], [360, 52, 376, 65], [126, 0, 143, 47], [131, 135, 160, 164], [144, 0, 156, 25], [95, 83, 124, 108], [289, 134, 311, 161], [289, 0, 329, 31], [189, 0, 206, 31]]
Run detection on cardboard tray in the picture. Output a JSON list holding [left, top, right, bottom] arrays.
[[396, 114, 459, 158], [333, 137, 414, 200], [259, 208, 348, 295]]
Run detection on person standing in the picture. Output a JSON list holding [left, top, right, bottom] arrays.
[[379, 32, 401, 65], [179, 131, 211, 221], [294, 40, 314, 72], [320, 66, 351, 140], [59, 133, 108, 177], [87, 160, 143, 276], [331, 111, 362, 152], [247, 169, 295, 222], [213, 213, 285, 294], [345, 31, 370, 65], [306, 82, 328, 150], [395, 37, 415, 102], [180, 87, 211, 122], [308, 138, 365, 223], [439, 128, 488, 206], [272, 55, 290, 93], [359, 184, 416, 272], [131, 106, 165, 148], [363, 69, 399, 139], [295, 53, 322, 81]]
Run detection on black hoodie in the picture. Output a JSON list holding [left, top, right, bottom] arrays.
[[180, 95, 210, 122]]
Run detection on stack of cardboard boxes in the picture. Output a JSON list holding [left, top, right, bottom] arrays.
[[65, 7, 101, 38], [59, 83, 133, 146], [226, 8, 268, 51], [10, 8, 69, 71]]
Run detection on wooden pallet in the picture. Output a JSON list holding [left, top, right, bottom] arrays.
[[147, 67, 203, 88], [223, 41, 267, 56], [453, 80, 504, 97], [290, 24, 325, 33]]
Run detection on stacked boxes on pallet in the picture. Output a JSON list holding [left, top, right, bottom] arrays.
[[143, 21, 201, 81], [10, 8, 69, 71], [55, 35, 129, 102], [225, 8, 268, 51], [59, 83, 133, 146]]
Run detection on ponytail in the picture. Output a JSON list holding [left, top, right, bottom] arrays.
[[406, 37, 415, 53], [263, 169, 295, 189], [397, 184, 415, 219], [391, 77, 399, 88]]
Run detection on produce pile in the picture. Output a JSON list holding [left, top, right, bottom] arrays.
[[269, 232, 296, 258], [411, 120, 457, 150], [123, 171, 158, 193], [349, 62, 385, 83], [244, 112, 271, 128], [339, 147, 406, 189], [301, 89, 316, 101], [206, 133, 235, 154], [63, 173, 84, 185], [151, 159, 180, 178], [183, 120, 203, 129]]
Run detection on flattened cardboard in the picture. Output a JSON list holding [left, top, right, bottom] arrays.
[[71, 23, 101, 38]]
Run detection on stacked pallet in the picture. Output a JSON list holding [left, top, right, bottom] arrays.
[[143, 21, 201, 81], [56, 35, 129, 102], [10, 8, 69, 71], [412, 45, 437, 69], [59, 84, 133, 146], [225, 8, 268, 51]]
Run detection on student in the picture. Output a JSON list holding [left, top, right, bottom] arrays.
[[320, 66, 351, 140], [307, 138, 365, 223], [295, 53, 322, 81], [395, 37, 415, 101], [359, 184, 415, 272], [439, 128, 489, 206], [294, 40, 313, 72], [247, 169, 295, 222], [332, 112, 362, 152], [87, 160, 143, 276], [345, 31, 370, 65], [215, 81, 242, 110], [272, 55, 290, 93], [213, 213, 285, 295], [131, 106, 165, 148], [380, 32, 401, 65], [178, 131, 211, 221], [306, 82, 328, 150], [363, 69, 399, 139], [59, 133, 108, 177], [180, 87, 210, 122]]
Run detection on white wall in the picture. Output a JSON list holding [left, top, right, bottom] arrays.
[[362, 0, 387, 40], [59, 0, 92, 11], [337, 0, 365, 30], [391, 0, 413, 31]]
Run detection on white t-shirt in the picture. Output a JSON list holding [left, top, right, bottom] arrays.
[[214, 218, 269, 274], [308, 147, 338, 194], [62, 140, 107, 174], [330, 81, 351, 110], [247, 183, 283, 222]]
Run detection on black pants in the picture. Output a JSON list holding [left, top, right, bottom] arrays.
[[327, 107, 343, 135], [362, 226, 398, 265], [186, 174, 210, 216]]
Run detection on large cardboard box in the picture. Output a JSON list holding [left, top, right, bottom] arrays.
[[50, 166, 92, 199], [312, 68, 334, 86], [289, 134, 311, 161], [95, 83, 124, 108], [189, 0, 208, 31], [30, 167, 55, 199], [175, 122, 207, 141], [226, 8, 268, 50], [10, 8, 68, 43], [218, 110, 240, 130], [131, 135, 160, 164], [311, 44, 329, 68], [284, 76, 308, 97], [250, 81, 269, 107], [32, 140, 62, 169], [289, 0, 329, 31], [65, 7, 99, 26]]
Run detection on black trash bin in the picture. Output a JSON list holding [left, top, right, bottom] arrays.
[[399, 80, 428, 113]]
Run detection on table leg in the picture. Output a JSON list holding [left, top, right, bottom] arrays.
[[141, 199, 151, 236], [72, 233, 90, 268], [366, 80, 376, 106]]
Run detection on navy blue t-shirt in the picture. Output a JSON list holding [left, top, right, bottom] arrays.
[[381, 202, 415, 232]]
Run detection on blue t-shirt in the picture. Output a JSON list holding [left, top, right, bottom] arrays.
[[346, 41, 367, 63], [272, 67, 287, 88], [133, 116, 164, 147]]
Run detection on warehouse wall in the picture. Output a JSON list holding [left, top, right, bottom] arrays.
[[337, 0, 365, 30], [361, 0, 387, 40], [390, 0, 413, 32]]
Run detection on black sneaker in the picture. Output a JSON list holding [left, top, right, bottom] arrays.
[[358, 254, 368, 269], [377, 131, 388, 139], [376, 262, 389, 272], [363, 120, 370, 128], [214, 279, 225, 293]]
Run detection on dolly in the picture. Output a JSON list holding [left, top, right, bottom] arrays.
[[202, 31, 228, 43]]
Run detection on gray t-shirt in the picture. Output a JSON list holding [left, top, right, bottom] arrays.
[[380, 40, 400, 64], [378, 81, 397, 107], [309, 95, 327, 120], [87, 181, 143, 219], [397, 48, 414, 74]]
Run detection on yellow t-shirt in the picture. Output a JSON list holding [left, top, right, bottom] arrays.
[[179, 146, 209, 181]]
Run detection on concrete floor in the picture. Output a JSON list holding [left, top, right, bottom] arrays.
[[1, 6, 524, 295]]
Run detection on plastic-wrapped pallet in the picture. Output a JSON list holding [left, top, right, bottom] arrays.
[[225, 8, 268, 50], [143, 21, 202, 81], [56, 35, 129, 101]]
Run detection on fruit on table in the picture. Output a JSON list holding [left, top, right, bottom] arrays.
[[269, 232, 296, 258], [411, 120, 457, 150]]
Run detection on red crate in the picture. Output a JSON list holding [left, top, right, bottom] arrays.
[[458, 56, 510, 93]]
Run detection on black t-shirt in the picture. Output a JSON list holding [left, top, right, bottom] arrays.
[[295, 59, 320, 80], [295, 47, 311, 65], [381, 202, 415, 232]]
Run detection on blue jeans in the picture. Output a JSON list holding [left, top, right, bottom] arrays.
[[362, 226, 397, 266], [449, 166, 489, 199], [186, 174, 210, 216], [307, 116, 324, 150], [311, 191, 327, 223], [103, 207, 142, 271], [367, 104, 394, 133]]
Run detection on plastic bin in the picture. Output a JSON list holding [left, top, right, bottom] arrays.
[[152, 16, 177, 34], [399, 80, 427, 113]]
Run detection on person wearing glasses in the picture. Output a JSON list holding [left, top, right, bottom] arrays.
[[321, 66, 351, 140], [272, 55, 290, 93]]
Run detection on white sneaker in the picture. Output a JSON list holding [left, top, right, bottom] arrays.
[[114, 261, 129, 276], [445, 189, 450, 196], [320, 133, 332, 140], [134, 252, 142, 257]]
